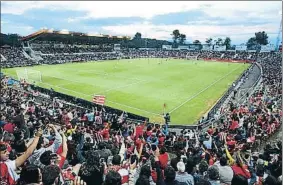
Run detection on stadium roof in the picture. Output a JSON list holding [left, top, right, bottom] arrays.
[[21, 29, 131, 44]]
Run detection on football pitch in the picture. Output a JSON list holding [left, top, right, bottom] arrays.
[[3, 58, 250, 125]]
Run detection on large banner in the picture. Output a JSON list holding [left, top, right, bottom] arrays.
[[235, 45, 247, 51], [214, 45, 226, 51], [162, 45, 172, 50], [260, 44, 275, 52], [202, 44, 213, 51]]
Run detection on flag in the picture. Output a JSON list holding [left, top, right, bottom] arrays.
[[163, 103, 166, 115], [92, 95, 106, 105]]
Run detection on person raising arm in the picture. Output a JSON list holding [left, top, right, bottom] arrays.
[[0, 129, 42, 184]]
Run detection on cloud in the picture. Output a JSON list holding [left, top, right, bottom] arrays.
[[101, 22, 278, 43], [1, 1, 205, 18], [2, 1, 280, 20], [1, 20, 9, 24], [1, 1, 281, 44], [1, 24, 35, 36]]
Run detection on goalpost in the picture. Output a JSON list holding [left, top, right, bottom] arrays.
[[185, 54, 198, 60], [16, 68, 42, 83]]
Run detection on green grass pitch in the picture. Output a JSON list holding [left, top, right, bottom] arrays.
[[3, 58, 250, 125]]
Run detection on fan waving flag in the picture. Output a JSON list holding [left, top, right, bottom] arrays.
[[92, 95, 106, 105]]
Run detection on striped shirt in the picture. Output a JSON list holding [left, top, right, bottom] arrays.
[[93, 132, 103, 144]]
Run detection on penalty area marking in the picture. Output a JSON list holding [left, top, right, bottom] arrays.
[[169, 65, 243, 114], [41, 72, 153, 96]]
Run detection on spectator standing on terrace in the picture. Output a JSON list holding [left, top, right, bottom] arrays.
[[214, 156, 233, 185], [0, 129, 42, 184], [175, 161, 194, 185], [12, 106, 30, 139], [207, 165, 221, 185], [28, 124, 62, 166]]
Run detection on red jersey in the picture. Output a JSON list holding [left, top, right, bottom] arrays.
[[231, 165, 251, 179], [158, 153, 169, 169]]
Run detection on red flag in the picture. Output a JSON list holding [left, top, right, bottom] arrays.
[[92, 95, 106, 105]]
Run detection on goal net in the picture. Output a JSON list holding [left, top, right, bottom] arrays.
[[16, 68, 42, 83], [185, 55, 198, 60]]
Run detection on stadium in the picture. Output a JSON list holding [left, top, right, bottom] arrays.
[[0, 1, 282, 185]]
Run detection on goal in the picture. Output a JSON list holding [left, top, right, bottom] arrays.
[[185, 55, 198, 60], [16, 68, 42, 83]]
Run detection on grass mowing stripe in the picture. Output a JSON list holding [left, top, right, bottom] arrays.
[[169, 65, 243, 114]]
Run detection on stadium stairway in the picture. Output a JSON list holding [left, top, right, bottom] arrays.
[[22, 49, 32, 60], [0, 54, 7, 61], [24, 47, 43, 61]]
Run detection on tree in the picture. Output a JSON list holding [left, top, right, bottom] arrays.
[[172, 29, 180, 43], [215, 38, 223, 45], [205, 38, 213, 45], [133, 32, 142, 40], [230, 45, 236, 50], [193, 40, 201, 44], [223, 37, 231, 49], [246, 31, 269, 49], [179, 34, 186, 44], [254, 31, 268, 45], [246, 37, 258, 49]]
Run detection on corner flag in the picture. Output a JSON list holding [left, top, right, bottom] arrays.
[[163, 103, 166, 115]]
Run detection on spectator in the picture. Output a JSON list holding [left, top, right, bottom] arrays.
[[0, 130, 42, 184], [175, 161, 194, 185], [207, 165, 220, 185], [78, 151, 104, 185], [105, 171, 122, 185], [231, 175, 248, 185], [17, 164, 42, 185], [214, 156, 233, 184]]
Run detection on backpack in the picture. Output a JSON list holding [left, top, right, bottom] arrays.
[[0, 162, 16, 185]]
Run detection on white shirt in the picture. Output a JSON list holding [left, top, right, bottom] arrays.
[[3, 160, 20, 182]]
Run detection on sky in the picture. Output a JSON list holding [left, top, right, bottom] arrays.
[[1, 1, 282, 45]]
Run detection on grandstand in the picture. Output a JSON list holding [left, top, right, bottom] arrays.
[[1, 29, 280, 125]]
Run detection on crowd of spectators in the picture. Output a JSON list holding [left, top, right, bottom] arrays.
[[31, 41, 113, 54], [0, 48, 37, 68], [120, 49, 256, 62], [39, 53, 120, 65], [1, 46, 269, 68], [0, 48, 281, 185], [33, 46, 113, 54]]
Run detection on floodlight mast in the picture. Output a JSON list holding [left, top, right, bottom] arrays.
[[275, 11, 282, 51]]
